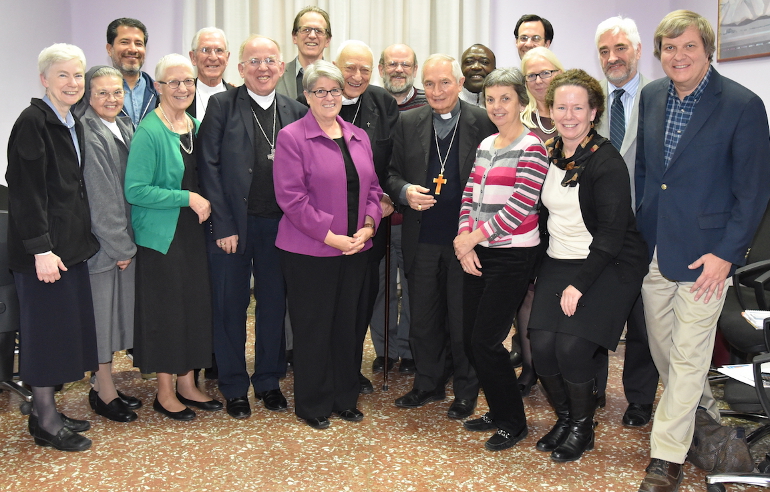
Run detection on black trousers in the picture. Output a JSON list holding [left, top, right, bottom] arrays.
[[281, 250, 367, 420], [463, 245, 536, 434], [596, 294, 659, 404], [407, 242, 478, 399]]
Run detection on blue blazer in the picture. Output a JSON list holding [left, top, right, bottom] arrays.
[[635, 68, 770, 281], [197, 87, 308, 254]]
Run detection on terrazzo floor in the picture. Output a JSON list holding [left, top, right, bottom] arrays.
[[0, 303, 766, 491]]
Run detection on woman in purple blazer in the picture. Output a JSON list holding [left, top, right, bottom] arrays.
[[273, 60, 382, 430]]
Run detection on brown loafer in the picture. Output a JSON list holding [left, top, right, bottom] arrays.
[[638, 459, 683, 492]]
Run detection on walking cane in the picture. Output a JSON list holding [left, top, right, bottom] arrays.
[[382, 214, 392, 391]]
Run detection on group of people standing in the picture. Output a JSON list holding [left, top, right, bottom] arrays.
[[6, 8, 770, 492]]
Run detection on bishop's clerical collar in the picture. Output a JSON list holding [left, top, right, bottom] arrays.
[[247, 88, 275, 110], [432, 100, 461, 139]]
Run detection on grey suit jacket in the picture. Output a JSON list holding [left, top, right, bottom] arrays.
[[385, 101, 497, 273], [595, 73, 650, 209], [275, 58, 300, 100]]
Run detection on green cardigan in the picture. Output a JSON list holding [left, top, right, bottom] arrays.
[[124, 111, 200, 254]]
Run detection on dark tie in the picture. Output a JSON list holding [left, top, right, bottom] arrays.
[[296, 68, 304, 97], [610, 88, 626, 150]]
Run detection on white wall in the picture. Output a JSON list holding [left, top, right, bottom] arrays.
[[489, 0, 770, 106], [3, 1, 769, 184]]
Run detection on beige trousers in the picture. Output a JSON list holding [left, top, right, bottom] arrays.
[[642, 249, 726, 464]]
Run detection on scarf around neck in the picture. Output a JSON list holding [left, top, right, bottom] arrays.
[[546, 129, 609, 187]]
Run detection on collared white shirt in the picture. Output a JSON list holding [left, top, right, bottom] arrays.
[[195, 80, 228, 120]]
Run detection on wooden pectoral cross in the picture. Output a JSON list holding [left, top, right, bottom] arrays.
[[433, 174, 447, 195]]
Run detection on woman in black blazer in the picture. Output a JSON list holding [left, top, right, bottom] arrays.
[[6, 43, 100, 451], [527, 69, 647, 463]]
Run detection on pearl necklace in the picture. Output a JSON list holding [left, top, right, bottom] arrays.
[[535, 108, 556, 135], [159, 105, 193, 154]]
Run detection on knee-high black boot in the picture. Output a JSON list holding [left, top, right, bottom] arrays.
[[536, 373, 570, 452], [551, 378, 595, 462]]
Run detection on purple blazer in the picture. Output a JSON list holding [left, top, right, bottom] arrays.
[[274, 111, 383, 257]]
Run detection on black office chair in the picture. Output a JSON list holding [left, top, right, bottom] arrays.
[[706, 202, 770, 491], [0, 186, 32, 414]]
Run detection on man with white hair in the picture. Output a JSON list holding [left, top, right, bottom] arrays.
[[593, 15, 658, 429], [188, 27, 233, 121], [386, 54, 496, 419]]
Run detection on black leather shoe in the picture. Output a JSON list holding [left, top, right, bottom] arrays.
[[485, 426, 528, 451], [372, 356, 397, 373], [596, 393, 606, 409], [286, 350, 294, 367], [256, 389, 288, 411], [464, 412, 497, 432], [395, 388, 446, 408], [305, 416, 330, 429], [176, 392, 223, 411], [32, 423, 91, 451], [226, 396, 251, 419], [117, 390, 142, 410], [448, 398, 477, 419], [623, 403, 653, 427], [359, 373, 374, 394], [153, 396, 196, 421], [398, 358, 416, 374], [28, 413, 91, 436], [335, 408, 364, 422], [89, 389, 137, 422], [509, 349, 523, 368]]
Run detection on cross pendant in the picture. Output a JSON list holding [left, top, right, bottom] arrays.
[[268, 149, 275, 161], [433, 173, 447, 195]]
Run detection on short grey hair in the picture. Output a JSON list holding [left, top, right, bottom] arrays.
[[483, 68, 529, 107], [595, 16, 642, 50], [191, 27, 229, 52], [303, 60, 344, 92], [155, 53, 194, 82], [38, 43, 86, 77], [90, 66, 123, 81], [422, 54, 463, 83], [335, 40, 374, 63]]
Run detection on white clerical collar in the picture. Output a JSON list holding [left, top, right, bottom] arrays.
[[342, 95, 359, 106], [247, 88, 276, 110], [197, 79, 225, 95]]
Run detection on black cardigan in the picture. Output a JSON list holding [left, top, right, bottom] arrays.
[[6, 99, 99, 274], [542, 143, 648, 294]]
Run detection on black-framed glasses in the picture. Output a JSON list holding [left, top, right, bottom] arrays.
[[93, 89, 125, 100], [198, 47, 227, 56], [307, 88, 343, 98], [385, 61, 413, 70], [525, 69, 559, 82], [158, 78, 195, 89], [240, 58, 277, 67], [517, 35, 543, 43], [297, 26, 328, 37]]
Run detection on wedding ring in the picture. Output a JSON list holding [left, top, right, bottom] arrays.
[[418, 204, 422, 210]]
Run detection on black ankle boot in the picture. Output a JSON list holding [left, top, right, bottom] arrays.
[[536, 373, 570, 452], [551, 378, 596, 462]]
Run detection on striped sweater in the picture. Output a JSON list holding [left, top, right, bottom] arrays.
[[458, 131, 549, 248]]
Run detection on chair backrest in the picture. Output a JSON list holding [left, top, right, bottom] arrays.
[[747, 200, 770, 266]]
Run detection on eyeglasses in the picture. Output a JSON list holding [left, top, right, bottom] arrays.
[[93, 89, 125, 100], [517, 35, 543, 43], [240, 58, 277, 67], [198, 47, 227, 56], [384, 61, 413, 70], [343, 65, 372, 76], [307, 88, 343, 98], [158, 78, 195, 89], [297, 26, 328, 37], [525, 69, 560, 82]]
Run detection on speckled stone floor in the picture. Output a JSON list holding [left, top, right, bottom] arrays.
[[0, 303, 766, 491]]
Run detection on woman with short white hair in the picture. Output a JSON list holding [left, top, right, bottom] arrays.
[[125, 54, 221, 421], [7, 43, 99, 451]]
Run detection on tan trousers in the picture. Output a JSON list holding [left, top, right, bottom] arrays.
[[642, 249, 726, 464]]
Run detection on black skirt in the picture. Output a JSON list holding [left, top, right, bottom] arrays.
[[529, 255, 642, 350], [14, 261, 98, 386]]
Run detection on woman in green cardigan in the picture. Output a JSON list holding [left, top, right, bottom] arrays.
[[125, 54, 222, 421]]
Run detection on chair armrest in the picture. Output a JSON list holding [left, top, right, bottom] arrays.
[[734, 259, 770, 310], [752, 269, 770, 310], [752, 352, 770, 416]]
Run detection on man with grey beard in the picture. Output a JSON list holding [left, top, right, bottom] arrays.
[[378, 44, 427, 111], [593, 15, 658, 430]]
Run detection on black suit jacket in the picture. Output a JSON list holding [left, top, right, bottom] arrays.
[[187, 79, 234, 119], [385, 101, 496, 273], [197, 87, 308, 254]]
